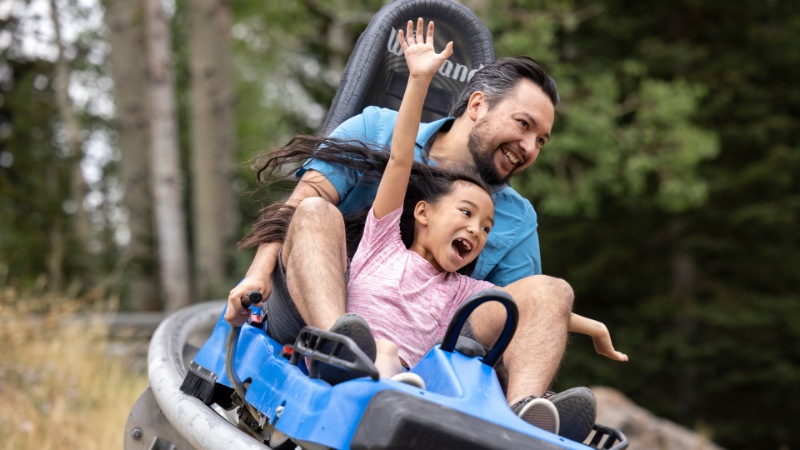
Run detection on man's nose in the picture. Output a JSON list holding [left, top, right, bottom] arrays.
[[519, 135, 541, 164]]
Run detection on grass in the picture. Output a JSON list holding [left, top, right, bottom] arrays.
[[0, 287, 148, 450]]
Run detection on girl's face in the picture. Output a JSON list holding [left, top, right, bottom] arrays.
[[411, 182, 494, 273]]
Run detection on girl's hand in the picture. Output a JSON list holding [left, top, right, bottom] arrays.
[[398, 18, 453, 80], [591, 323, 629, 362]]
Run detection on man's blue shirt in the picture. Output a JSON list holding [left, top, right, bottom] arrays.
[[298, 106, 542, 286]]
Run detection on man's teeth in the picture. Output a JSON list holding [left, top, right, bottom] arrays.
[[502, 148, 519, 165]]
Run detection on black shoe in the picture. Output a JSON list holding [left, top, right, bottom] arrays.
[[318, 313, 377, 385], [512, 387, 596, 442], [544, 387, 597, 442]]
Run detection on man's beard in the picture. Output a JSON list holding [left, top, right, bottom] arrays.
[[467, 125, 511, 186]]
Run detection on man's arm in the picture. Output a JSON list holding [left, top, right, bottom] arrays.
[[225, 170, 340, 326]]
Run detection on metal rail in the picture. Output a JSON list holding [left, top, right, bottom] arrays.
[[125, 301, 269, 450]]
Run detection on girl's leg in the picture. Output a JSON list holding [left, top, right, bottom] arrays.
[[375, 339, 403, 378]]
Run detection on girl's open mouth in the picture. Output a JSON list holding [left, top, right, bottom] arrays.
[[452, 238, 472, 260]]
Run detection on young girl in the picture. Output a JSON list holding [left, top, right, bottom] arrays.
[[343, 20, 498, 372]]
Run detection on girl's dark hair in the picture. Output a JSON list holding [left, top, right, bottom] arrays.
[[239, 135, 492, 276]]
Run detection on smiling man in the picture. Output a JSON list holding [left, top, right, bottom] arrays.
[[227, 56, 600, 442]]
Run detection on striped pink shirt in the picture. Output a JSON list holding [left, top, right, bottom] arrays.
[[347, 206, 494, 367]]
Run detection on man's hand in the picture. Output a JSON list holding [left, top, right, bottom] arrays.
[[398, 18, 453, 80], [225, 276, 270, 327]]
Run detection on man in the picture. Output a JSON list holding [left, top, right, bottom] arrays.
[[227, 56, 596, 441]]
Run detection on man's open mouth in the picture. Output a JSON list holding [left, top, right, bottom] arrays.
[[501, 146, 521, 166]]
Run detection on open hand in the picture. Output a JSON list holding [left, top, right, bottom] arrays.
[[398, 18, 453, 80], [591, 325, 629, 362]]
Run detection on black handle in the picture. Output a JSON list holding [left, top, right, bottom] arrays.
[[241, 290, 263, 308], [440, 289, 518, 367]]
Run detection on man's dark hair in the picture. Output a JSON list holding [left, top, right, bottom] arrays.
[[449, 56, 559, 118], [240, 136, 492, 276]]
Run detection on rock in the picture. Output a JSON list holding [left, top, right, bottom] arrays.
[[593, 386, 726, 450]]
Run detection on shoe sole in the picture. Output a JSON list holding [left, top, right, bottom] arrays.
[[331, 314, 377, 360], [517, 398, 559, 435], [319, 314, 377, 385], [390, 372, 426, 389]]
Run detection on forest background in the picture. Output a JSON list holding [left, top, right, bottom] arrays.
[[1, 0, 797, 449]]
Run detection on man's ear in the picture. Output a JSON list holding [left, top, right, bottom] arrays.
[[466, 91, 485, 121], [414, 200, 430, 225]]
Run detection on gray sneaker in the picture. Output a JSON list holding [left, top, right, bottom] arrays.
[[512, 387, 596, 442], [318, 313, 377, 385], [544, 387, 597, 442]]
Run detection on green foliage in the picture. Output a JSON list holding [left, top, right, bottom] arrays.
[[0, 56, 65, 284], [487, 0, 800, 448], [229, 0, 385, 240]]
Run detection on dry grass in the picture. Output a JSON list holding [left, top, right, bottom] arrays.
[[0, 287, 148, 450]]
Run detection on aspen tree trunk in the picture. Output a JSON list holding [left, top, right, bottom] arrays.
[[189, 0, 238, 299], [143, 0, 192, 311], [48, 0, 93, 290], [104, 0, 159, 310]]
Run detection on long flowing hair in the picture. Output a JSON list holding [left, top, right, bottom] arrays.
[[239, 135, 492, 276]]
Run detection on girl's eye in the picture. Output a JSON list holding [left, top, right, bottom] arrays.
[[482, 226, 491, 233], [461, 209, 471, 217]]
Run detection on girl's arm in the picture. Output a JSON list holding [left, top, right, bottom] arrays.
[[569, 313, 629, 362], [372, 19, 453, 220]]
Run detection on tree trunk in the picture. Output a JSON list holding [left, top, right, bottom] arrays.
[[103, 0, 159, 310], [48, 0, 93, 289], [143, 0, 192, 311], [188, 0, 238, 300]]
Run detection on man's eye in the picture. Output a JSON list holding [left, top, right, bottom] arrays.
[[538, 138, 546, 146], [518, 120, 529, 129]]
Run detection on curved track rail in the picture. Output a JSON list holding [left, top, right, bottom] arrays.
[[124, 301, 268, 450]]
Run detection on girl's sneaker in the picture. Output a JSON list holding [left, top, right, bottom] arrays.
[[390, 372, 426, 389]]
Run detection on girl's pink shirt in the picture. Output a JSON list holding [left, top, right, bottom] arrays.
[[347, 206, 493, 367]]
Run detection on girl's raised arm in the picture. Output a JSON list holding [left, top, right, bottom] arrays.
[[372, 19, 453, 220]]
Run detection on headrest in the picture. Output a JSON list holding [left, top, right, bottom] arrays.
[[319, 0, 495, 135]]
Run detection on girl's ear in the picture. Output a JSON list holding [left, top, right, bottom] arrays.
[[414, 200, 431, 225]]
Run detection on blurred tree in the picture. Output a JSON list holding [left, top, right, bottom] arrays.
[[0, 0, 112, 296], [48, 0, 94, 289], [227, 0, 385, 272], [188, 0, 239, 300], [103, 0, 159, 310], [143, 0, 192, 310]]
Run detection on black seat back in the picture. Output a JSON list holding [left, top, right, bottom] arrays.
[[320, 0, 496, 135]]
